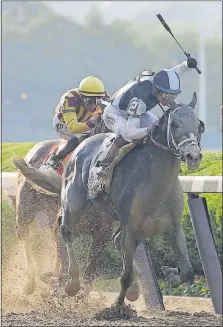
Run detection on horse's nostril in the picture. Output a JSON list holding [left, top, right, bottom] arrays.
[[186, 153, 193, 161], [186, 152, 202, 162]]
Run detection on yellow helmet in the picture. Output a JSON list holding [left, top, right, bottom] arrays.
[[79, 75, 105, 97]]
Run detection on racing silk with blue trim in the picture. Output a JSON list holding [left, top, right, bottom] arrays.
[[111, 61, 189, 112]]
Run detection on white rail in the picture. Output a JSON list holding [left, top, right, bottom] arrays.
[[1, 172, 222, 194]]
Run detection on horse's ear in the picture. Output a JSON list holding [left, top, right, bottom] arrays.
[[199, 120, 205, 134], [188, 92, 197, 109]]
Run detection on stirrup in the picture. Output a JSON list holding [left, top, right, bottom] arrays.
[[47, 155, 61, 170]]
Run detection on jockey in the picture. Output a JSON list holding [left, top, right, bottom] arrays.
[[98, 57, 198, 170], [48, 75, 109, 170]]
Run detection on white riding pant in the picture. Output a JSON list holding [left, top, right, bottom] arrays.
[[53, 114, 90, 141], [102, 103, 158, 143]]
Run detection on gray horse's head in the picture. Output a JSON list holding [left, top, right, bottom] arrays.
[[159, 92, 205, 170]]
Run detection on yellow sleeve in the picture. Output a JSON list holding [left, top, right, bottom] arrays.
[[63, 112, 89, 134], [62, 98, 89, 134]]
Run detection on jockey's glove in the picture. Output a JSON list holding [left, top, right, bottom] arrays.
[[85, 115, 100, 128], [146, 121, 160, 134], [187, 56, 197, 69]]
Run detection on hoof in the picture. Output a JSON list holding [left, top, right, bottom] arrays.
[[169, 275, 181, 288], [40, 272, 55, 284], [64, 280, 81, 297], [23, 279, 36, 295], [58, 274, 68, 287], [161, 266, 181, 288], [126, 282, 140, 302], [40, 272, 59, 288]]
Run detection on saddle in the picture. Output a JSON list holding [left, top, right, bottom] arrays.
[[87, 135, 135, 199]]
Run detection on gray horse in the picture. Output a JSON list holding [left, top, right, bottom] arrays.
[[12, 93, 205, 310]]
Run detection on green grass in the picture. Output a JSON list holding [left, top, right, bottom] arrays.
[[180, 152, 222, 176], [2, 142, 37, 171], [2, 142, 222, 175]]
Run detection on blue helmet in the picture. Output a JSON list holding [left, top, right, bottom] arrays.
[[152, 69, 181, 95]]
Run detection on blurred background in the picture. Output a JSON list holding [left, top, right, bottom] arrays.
[[2, 1, 222, 149]]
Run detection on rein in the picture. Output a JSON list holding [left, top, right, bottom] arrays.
[[149, 126, 181, 158]]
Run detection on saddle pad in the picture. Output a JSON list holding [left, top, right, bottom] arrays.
[[87, 134, 115, 198]]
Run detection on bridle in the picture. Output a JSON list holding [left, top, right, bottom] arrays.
[[149, 106, 201, 161]]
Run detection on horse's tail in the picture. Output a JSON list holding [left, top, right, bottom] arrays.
[[11, 156, 61, 195]]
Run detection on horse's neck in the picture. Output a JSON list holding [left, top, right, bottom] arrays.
[[153, 125, 168, 147], [143, 142, 180, 195]]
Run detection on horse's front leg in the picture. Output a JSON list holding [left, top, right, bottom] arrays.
[[163, 220, 194, 287], [113, 228, 140, 302], [115, 228, 138, 308]]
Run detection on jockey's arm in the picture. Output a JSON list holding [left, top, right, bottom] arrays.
[[62, 99, 89, 134], [125, 98, 152, 140], [168, 60, 190, 75], [63, 111, 90, 134]]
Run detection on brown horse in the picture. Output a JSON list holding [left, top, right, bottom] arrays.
[[13, 139, 113, 296]]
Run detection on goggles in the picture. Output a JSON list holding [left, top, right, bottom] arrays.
[[160, 92, 179, 100], [82, 96, 102, 105]]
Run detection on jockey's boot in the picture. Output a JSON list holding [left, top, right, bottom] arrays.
[[48, 137, 79, 170], [99, 136, 129, 169]]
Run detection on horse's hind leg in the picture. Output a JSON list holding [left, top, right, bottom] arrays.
[[164, 220, 194, 287], [60, 185, 88, 297]]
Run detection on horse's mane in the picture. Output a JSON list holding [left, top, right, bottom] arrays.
[[157, 101, 188, 125]]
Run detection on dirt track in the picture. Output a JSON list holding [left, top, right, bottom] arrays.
[[2, 291, 222, 326], [2, 219, 222, 326]]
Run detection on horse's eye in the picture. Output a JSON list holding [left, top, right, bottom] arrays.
[[171, 121, 179, 129]]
